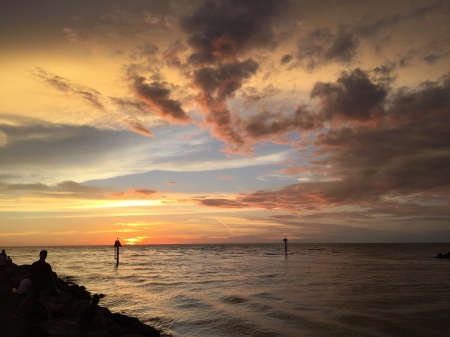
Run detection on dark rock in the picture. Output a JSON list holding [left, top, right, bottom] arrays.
[[25, 298, 48, 324], [437, 252, 450, 259], [107, 323, 126, 337], [31, 324, 50, 337], [112, 313, 140, 327], [126, 321, 160, 337]]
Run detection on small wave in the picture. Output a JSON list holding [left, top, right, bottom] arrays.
[[252, 292, 274, 299], [139, 281, 185, 287], [220, 295, 248, 304]]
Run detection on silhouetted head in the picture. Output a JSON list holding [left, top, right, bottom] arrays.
[[1, 249, 5, 255], [39, 250, 48, 260], [92, 294, 100, 305]]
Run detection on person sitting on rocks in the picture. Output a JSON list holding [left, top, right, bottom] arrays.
[[6, 255, 13, 268], [12, 273, 32, 296], [79, 294, 106, 331]]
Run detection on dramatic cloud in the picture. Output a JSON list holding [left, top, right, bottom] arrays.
[[181, 0, 288, 65], [243, 106, 322, 140], [311, 68, 388, 122], [132, 77, 191, 123], [193, 59, 259, 101], [2, 0, 450, 244], [296, 26, 360, 71], [204, 71, 450, 215], [239, 68, 390, 143], [178, 0, 289, 152], [193, 59, 259, 152]]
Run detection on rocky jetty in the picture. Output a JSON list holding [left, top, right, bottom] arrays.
[[0, 263, 169, 337]]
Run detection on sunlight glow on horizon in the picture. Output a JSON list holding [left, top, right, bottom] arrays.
[[95, 200, 163, 208]]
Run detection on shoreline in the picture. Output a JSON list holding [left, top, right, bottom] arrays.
[[0, 263, 169, 337]]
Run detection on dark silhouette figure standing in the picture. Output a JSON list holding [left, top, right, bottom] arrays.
[[15, 250, 54, 319], [0, 249, 6, 280]]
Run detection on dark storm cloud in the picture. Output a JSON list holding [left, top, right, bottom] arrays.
[[240, 68, 390, 142], [244, 106, 322, 140], [296, 26, 360, 71], [310, 68, 388, 121], [31, 68, 105, 110], [177, 0, 290, 152], [305, 72, 450, 202], [132, 77, 191, 123], [187, 67, 390, 148], [193, 59, 258, 101], [181, 0, 289, 65], [203, 71, 450, 218], [193, 59, 259, 152]]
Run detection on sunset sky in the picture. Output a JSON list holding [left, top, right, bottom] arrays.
[[1, 0, 449, 246]]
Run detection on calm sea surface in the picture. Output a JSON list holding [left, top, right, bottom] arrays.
[[7, 243, 450, 337]]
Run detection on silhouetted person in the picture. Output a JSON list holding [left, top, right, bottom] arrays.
[[79, 294, 106, 331], [6, 255, 13, 268], [0, 249, 6, 280], [15, 250, 54, 319]]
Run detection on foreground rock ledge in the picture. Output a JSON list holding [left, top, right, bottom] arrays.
[[1, 263, 171, 337]]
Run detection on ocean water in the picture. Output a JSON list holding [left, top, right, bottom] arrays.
[[7, 243, 450, 337]]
